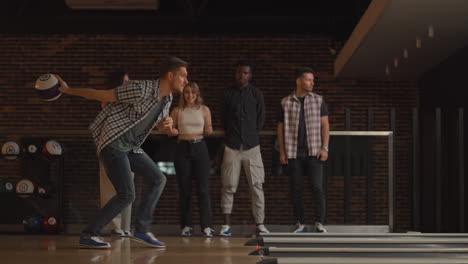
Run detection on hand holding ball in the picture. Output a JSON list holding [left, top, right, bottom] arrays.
[[35, 74, 62, 101]]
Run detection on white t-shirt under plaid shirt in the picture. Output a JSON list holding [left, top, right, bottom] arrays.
[[89, 79, 172, 154]]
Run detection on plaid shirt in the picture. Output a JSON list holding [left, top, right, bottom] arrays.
[[280, 92, 322, 159], [89, 79, 172, 154]]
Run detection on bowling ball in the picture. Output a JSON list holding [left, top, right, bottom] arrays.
[[0, 179, 13, 193], [3, 180, 15, 193], [23, 215, 43, 233], [42, 140, 63, 160], [42, 215, 60, 233], [37, 184, 53, 198], [1, 141, 21, 160], [23, 142, 41, 158], [34, 73, 61, 101], [16, 179, 36, 198]]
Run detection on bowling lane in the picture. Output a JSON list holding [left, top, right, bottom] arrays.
[[0, 235, 259, 264], [259, 232, 468, 238], [246, 236, 468, 248]]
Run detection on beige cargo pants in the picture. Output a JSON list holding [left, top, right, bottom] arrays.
[[220, 145, 265, 224]]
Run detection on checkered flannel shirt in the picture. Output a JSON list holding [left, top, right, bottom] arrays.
[[89, 79, 172, 154], [280, 92, 322, 159]]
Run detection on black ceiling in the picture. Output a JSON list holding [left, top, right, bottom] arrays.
[[1, 0, 370, 40]]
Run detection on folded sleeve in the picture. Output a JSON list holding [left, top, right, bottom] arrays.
[[115, 81, 143, 104]]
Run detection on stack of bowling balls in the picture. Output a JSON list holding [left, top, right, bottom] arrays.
[[1, 139, 63, 160], [23, 215, 60, 234]]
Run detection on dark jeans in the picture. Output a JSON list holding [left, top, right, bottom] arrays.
[[288, 157, 326, 224], [83, 146, 167, 236], [174, 140, 213, 230]]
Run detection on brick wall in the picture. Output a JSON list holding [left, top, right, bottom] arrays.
[[0, 33, 417, 231]]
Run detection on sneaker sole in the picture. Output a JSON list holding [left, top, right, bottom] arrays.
[[219, 233, 231, 237], [78, 244, 111, 249], [129, 236, 167, 248]]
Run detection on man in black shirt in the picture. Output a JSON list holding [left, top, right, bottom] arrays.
[[277, 67, 330, 233], [219, 61, 269, 236]]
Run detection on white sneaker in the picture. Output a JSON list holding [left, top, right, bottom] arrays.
[[293, 224, 308, 233], [315, 222, 327, 233], [219, 225, 232, 236], [256, 224, 270, 234], [110, 228, 125, 236], [131, 232, 166, 248], [203, 227, 214, 237], [181, 226, 193, 236], [78, 236, 111, 249]]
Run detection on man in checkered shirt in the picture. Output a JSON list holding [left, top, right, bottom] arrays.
[[277, 67, 330, 233], [56, 57, 188, 249]]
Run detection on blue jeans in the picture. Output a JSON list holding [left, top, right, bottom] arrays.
[[83, 146, 167, 236]]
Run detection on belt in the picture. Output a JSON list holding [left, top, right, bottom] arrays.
[[178, 138, 204, 144]]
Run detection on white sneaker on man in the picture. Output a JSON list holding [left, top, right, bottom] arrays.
[[315, 222, 327, 233], [256, 224, 270, 234], [131, 232, 166, 248], [110, 228, 125, 237], [78, 236, 111, 249], [293, 224, 308, 233], [219, 225, 231, 236], [181, 226, 193, 237], [203, 227, 215, 237]]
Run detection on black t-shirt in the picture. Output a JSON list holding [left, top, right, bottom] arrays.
[[277, 98, 328, 158]]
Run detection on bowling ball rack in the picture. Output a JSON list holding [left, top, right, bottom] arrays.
[[0, 137, 64, 234]]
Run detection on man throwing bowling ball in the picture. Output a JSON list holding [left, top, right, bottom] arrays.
[[56, 57, 188, 249]]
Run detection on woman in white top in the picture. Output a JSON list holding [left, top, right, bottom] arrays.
[[168, 82, 214, 237]]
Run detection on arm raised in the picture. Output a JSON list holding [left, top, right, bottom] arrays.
[[56, 74, 117, 103]]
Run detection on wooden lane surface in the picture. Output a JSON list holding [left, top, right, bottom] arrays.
[[0, 235, 259, 264]]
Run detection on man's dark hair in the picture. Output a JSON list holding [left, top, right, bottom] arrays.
[[236, 60, 253, 72], [108, 71, 128, 88], [159, 56, 188, 78], [295, 67, 314, 80]]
